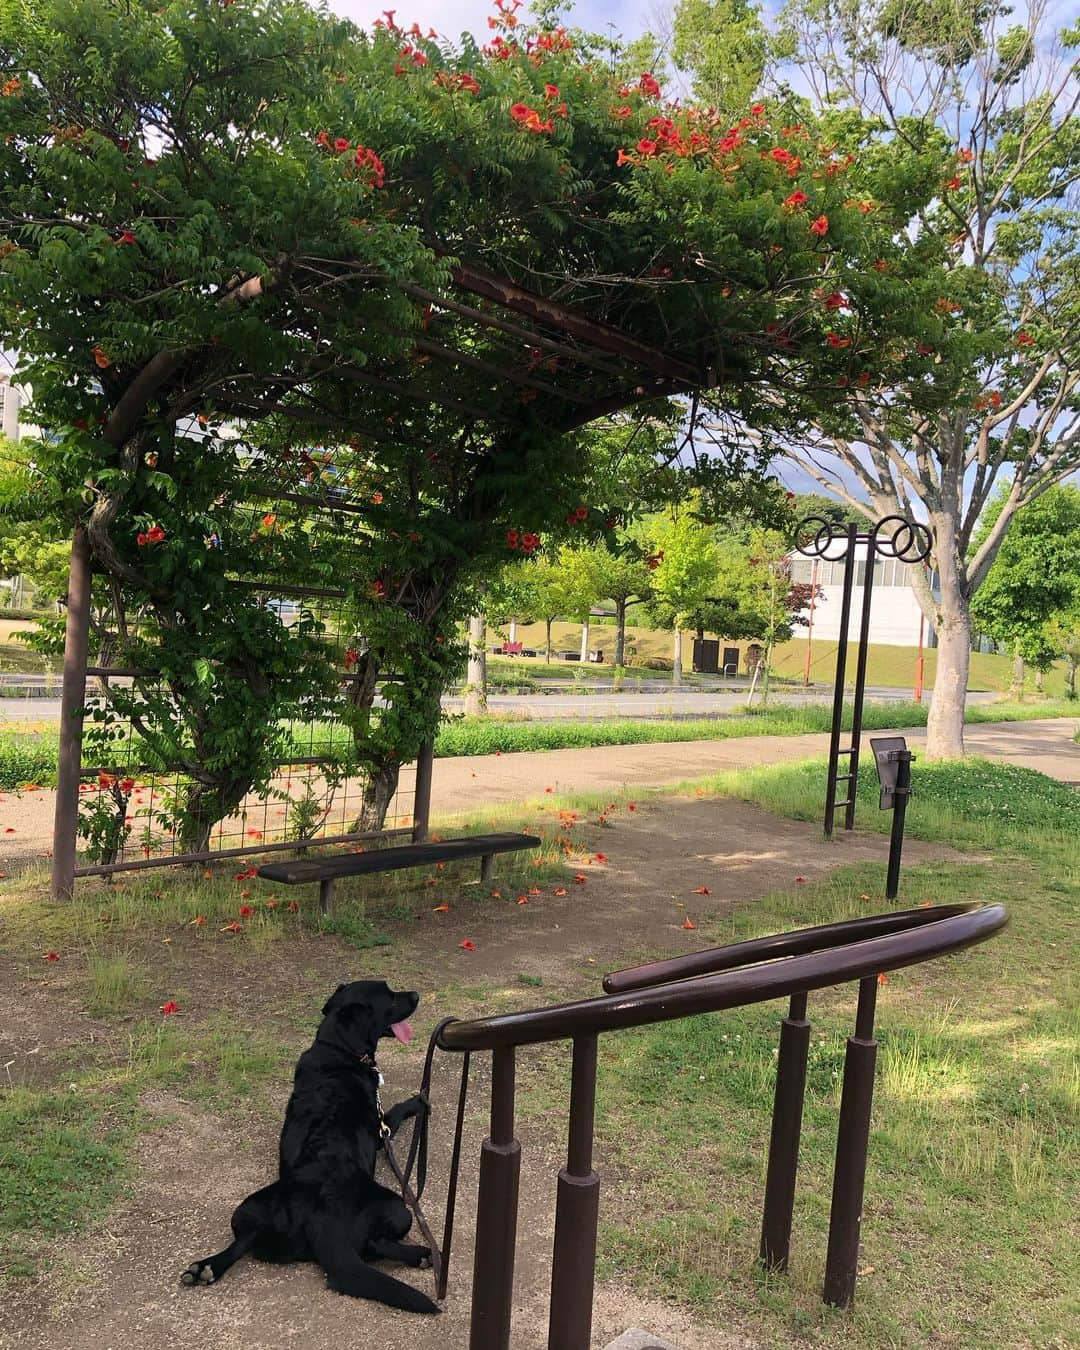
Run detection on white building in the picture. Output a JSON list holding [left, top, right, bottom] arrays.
[[0, 374, 22, 440], [788, 543, 937, 648]]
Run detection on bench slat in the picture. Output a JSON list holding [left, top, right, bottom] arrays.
[[257, 832, 541, 885]]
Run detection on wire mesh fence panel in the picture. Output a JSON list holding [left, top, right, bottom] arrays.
[[70, 581, 421, 878]]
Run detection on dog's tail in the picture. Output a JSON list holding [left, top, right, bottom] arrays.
[[310, 1229, 440, 1314]]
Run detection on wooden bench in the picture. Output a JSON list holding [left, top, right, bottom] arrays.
[[257, 831, 542, 912]]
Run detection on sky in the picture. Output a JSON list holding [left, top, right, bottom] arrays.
[[327, 0, 653, 49]]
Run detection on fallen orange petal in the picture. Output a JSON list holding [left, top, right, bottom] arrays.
[[682, 917, 697, 930], [433, 903, 450, 912], [692, 885, 710, 895]]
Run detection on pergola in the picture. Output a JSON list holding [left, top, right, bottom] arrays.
[[51, 244, 746, 902]]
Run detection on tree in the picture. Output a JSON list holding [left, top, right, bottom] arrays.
[[1, 0, 977, 852], [970, 484, 1080, 697], [567, 539, 655, 673], [791, 491, 865, 529], [671, 0, 771, 114], [643, 503, 722, 682], [1045, 611, 1080, 700], [712, 0, 1080, 757], [710, 526, 820, 698]]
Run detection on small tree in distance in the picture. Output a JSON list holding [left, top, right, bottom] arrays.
[[644, 503, 722, 682], [969, 484, 1080, 698]]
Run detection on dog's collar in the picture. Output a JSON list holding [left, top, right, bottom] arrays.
[[353, 1051, 378, 1069]]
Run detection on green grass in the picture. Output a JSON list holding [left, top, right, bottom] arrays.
[[507, 618, 1078, 697], [534, 758, 1079, 1349], [0, 1090, 130, 1283], [0, 728, 58, 788], [433, 698, 1077, 758], [0, 1012, 303, 1284]]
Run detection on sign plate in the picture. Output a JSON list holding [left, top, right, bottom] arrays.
[[870, 735, 908, 810]]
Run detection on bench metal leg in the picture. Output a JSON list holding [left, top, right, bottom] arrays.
[[319, 878, 335, 914], [480, 854, 494, 886]]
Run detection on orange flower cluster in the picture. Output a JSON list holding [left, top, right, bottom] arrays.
[[314, 132, 385, 187], [764, 144, 803, 178], [510, 101, 554, 133], [506, 528, 540, 553]]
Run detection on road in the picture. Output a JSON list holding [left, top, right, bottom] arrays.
[[0, 685, 999, 723], [424, 716, 1080, 817]]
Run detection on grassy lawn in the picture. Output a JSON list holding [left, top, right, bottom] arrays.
[[505, 618, 1076, 697], [548, 760, 1078, 1348]]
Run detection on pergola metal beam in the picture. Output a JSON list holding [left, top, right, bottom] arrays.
[[400, 283, 639, 382], [451, 263, 703, 386]]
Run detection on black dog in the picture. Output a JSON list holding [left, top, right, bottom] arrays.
[[181, 980, 439, 1314]]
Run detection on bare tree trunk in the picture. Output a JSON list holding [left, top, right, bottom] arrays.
[[353, 761, 400, 833], [465, 612, 487, 716], [545, 617, 553, 663], [925, 605, 971, 759], [672, 628, 683, 685], [1066, 655, 1077, 700], [579, 618, 590, 662], [908, 511, 972, 762], [508, 617, 517, 643], [1035, 667, 1045, 694], [1011, 642, 1025, 700]]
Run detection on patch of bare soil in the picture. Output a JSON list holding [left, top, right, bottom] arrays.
[[0, 797, 964, 1350]]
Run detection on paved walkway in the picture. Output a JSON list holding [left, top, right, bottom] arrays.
[[428, 717, 1080, 817], [2, 718, 1075, 867]]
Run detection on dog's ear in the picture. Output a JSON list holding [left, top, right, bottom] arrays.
[[321, 983, 346, 1016]]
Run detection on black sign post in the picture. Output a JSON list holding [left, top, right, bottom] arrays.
[[795, 516, 933, 839], [870, 735, 915, 899]]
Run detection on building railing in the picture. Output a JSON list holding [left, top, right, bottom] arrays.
[[436, 902, 1008, 1350]]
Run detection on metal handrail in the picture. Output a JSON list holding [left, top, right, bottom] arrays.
[[437, 904, 1006, 1052], [434, 903, 1007, 1350], [601, 902, 989, 994]]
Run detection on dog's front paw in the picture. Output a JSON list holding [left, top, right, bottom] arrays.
[[180, 1261, 216, 1287], [417, 1247, 433, 1270]]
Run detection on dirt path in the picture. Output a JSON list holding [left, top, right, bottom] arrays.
[[0, 795, 963, 1350], [1, 717, 1075, 872]]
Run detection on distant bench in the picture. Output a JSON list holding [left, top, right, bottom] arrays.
[[257, 831, 541, 912]]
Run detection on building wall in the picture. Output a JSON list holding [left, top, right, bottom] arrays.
[[789, 546, 935, 648], [0, 377, 20, 440]]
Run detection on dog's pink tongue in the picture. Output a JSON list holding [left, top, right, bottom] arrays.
[[390, 1020, 414, 1044]]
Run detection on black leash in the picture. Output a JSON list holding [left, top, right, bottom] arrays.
[[382, 1017, 468, 1304]]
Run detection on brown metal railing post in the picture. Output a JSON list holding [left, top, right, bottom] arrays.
[[547, 1033, 600, 1350], [469, 1045, 521, 1350], [412, 740, 434, 843], [823, 977, 879, 1307], [51, 525, 92, 901], [760, 992, 811, 1271]]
